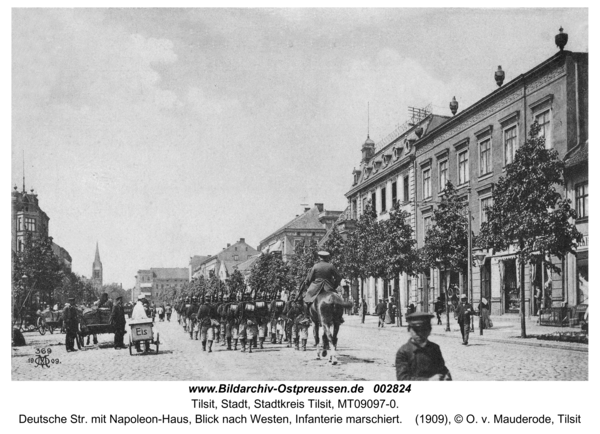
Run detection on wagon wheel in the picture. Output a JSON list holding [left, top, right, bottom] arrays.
[[37, 317, 47, 335], [129, 335, 133, 356], [48, 325, 54, 334]]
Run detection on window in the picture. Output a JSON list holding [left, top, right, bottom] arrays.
[[371, 192, 376, 210], [25, 217, 36, 232], [381, 187, 387, 212], [423, 215, 432, 235], [233, 255, 239, 261], [18, 239, 23, 252], [17, 216, 23, 231], [458, 150, 469, 185], [439, 160, 448, 190], [391, 182, 397, 206], [422, 168, 431, 199], [403, 176, 409, 201], [576, 183, 588, 219], [352, 199, 358, 219], [504, 125, 518, 165], [479, 138, 492, 176], [535, 110, 551, 148], [235, 247, 238, 251], [480, 196, 493, 224]]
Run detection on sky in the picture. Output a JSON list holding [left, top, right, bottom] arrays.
[[10, 8, 588, 288]]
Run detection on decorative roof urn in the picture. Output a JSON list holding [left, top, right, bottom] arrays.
[[415, 125, 424, 138], [449, 96, 458, 116], [555, 26, 568, 51], [495, 65, 505, 87]]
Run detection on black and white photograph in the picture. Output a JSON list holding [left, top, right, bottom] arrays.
[[10, 7, 589, 386]]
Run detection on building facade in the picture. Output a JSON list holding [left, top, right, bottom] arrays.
[[192, 238, 259, 281], [344, 112, 449, 313], [134, 267, 189, 301], [12, 187, 50, 253], [258, 203, 343, 262], [411, 49, 587, 318]]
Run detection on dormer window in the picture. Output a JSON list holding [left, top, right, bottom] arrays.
[[364, 166, 373, 178], [382, 153, 392, 166], [393, 146, 403, 159], [352, 169, 362, 185], [373, 160, 382, 172]]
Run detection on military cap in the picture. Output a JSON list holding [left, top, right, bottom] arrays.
[[406, 312, 434, 327], [317, 251, 330, 258]]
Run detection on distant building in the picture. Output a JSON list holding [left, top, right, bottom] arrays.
[[92, 242, 103, 290], [134, 268, 189, 301], [192, 238, 259, 281], [11, 185, 71, 269], [258, 203, 343, 262], [189, 255, 210, 281]]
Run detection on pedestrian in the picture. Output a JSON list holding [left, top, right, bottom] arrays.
[[434, 297, 444, 325], [361, 299, 368, 324], [375, 298, 387, 327], [63, 297, 79, 352], [395, 312, 452, 381], [478, 297, 492, 329], [131, 295, 150, 353], [157, 304, 165, 322], [165, 303, 172, 322], [385, 298, 396, 325], [110, 296, 127, 350], [456, 295, 475, 345]]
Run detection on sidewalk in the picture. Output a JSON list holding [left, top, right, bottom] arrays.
[[343, 313, 588, 352]]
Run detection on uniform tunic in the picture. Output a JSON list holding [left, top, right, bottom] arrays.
[[303, 261, 342, 303], [395, 339, 450, 381]]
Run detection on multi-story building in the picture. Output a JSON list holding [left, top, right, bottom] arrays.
[[344, 111, 449, 313], [11, 186, 50, 253], [192, 238, 259, 281], [258, 203, 343, 261], [134, 267, 189, 301], [51, 242, 72, 271], [411, 45, 587, 317]]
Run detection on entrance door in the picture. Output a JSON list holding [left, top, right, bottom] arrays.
[[481, 259, 491, 301], [503, 259, 519, 313]]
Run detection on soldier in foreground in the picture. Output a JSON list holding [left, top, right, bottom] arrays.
[[395, 312, 452, 381]]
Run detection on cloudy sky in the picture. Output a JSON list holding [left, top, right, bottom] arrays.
[[11, 8, 588, 288]]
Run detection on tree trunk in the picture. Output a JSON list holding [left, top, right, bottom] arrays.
[[519, 251, 527, 339]]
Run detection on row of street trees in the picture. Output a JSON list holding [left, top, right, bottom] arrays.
[[12, 232, 129, 321]]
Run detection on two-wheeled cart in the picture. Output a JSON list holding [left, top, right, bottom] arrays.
[[128, 318, 160, 355]]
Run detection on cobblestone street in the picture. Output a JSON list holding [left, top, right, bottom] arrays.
[[12, 314, 587, 381]]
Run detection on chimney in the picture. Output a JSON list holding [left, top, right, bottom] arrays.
[[315, 203, 324, 212], [239, 238, 245, 243], [227, 243, 231, 248], [304, 207, 311, 212]]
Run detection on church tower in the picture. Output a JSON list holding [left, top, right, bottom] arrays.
[[92, 242, 103, 290]]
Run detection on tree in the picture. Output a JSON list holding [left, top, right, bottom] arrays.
[[421, 181, 469, 330], [378, 203, 419, 324], [226, 269, 247, 300], [478, 122, 582, 337], [12, 232, 63, 318], [287, 243, 319, 297], [321, 225, 346, 272], [346, 202, 378, 301], [248, 253, 293, 299]]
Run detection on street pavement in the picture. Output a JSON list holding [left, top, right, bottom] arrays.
[[12, 314, 587, 381]]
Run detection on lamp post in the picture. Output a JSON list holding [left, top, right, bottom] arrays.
[[473, 247, 487, 335]]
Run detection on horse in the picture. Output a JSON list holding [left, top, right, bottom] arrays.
[[309, 290, 352, 365]]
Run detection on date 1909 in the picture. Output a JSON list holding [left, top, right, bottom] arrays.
[[27, 347, 60, 368]]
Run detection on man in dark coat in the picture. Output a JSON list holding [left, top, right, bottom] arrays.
[[110, 296, 127, 350], [360, 299, 368, 324], [456, 295, 475, 345], [395, 313, 452, 381], [375, 298, 387, 327], [434, 297, 444, 325], [63, 297, 79, 352], [303, 251, 342, 303]]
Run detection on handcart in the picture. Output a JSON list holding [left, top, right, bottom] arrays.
[[128, 318, 160, 355]]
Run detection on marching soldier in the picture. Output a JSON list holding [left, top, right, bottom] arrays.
[[187, 296, 199, 340], [395, 312, 452, 381]]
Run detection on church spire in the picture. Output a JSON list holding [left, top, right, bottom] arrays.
[[94, 242, 101, 263]]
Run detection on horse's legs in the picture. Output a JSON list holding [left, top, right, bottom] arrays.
[[322, 324, 337, 365], [332, 323, 340, 348], [313, 322, 322, 359]]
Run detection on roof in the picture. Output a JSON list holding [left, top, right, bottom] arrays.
[[221, 261, 237, 276], [190, 255, 210, 271], [260, 205, 327, 245], [234, 255, 261, 273], [150, 268, 189, 280]]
